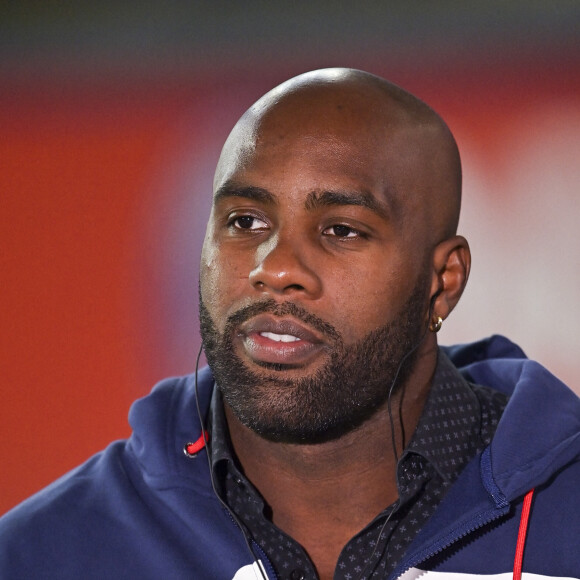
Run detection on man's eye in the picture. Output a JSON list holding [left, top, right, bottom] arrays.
[[323, 224, 359, 238], [230, 215, 267, 230]]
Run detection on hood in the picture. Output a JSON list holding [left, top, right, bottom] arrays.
[[444, 335, 580, 499], [127, 368, 216, 494]]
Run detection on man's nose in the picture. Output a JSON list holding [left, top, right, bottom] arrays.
[[248, 234, 322, 298]]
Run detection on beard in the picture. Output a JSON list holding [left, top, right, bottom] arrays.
[[199, 275, 429, 444]]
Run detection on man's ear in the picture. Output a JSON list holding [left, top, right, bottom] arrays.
[[429, 235, 471, 321]]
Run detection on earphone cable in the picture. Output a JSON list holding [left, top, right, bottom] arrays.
[[193, 343, 269, 580]]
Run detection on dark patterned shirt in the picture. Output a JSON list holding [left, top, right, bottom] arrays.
[[208, 351, 508, 579]]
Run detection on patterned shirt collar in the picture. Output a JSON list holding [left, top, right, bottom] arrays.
[[400, 349, 483, 483]]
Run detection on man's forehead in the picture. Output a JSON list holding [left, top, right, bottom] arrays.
[[213, 116, 428, 211], [214, 113, 406, 201]]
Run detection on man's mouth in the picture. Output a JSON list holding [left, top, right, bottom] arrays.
[[237, 314, 328, 367]]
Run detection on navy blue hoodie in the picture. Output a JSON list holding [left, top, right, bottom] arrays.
[[1, 335, 579, 579]]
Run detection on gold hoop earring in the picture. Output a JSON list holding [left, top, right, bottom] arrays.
[[429, 315, 443, 333]]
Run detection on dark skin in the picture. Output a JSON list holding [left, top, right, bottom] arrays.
[[201, 68, 470, 579]]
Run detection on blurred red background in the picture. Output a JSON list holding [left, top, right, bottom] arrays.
[[2, 4, 579, 515]]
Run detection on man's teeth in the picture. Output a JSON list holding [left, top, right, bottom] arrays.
[[260, 331, 301, 343]]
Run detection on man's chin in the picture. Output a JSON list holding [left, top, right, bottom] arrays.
[[221, 379, 380, 446], [234, 412, 362, 445]]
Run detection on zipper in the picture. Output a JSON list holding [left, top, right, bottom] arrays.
[[251, 540, 278, 580], [223, 505, 278, 579], [390, 448, 511, 579], [389, 503, 510, 579]]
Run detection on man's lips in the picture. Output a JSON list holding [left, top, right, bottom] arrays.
[[237, 314, 327, 366], [240, 314, 324, 343]]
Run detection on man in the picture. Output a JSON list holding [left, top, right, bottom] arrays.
[[1, 68, 578, 579]]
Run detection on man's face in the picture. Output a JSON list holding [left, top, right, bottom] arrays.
[[199, 112, 433, 443]]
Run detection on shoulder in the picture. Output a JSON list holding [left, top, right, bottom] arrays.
[[0, 441, 131, 573]]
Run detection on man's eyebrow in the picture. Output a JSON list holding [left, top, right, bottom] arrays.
[[304, 189, 390, 219], [213, 182, 277, 205]]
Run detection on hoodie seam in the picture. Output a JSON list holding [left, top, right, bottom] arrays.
[[494, 433, 580, 496], [165, 375, 186, 476]]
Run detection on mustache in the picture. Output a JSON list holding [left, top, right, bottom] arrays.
[[225, 299, 341, 342]]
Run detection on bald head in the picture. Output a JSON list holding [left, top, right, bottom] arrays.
[[214, 68, 462, 244]]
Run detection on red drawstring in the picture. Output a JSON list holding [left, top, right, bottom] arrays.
[[184, 431, 210, 457], [513, 488, 535, 580]]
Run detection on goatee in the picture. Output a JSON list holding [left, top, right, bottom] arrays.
[[199, 278, 429, 444]]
